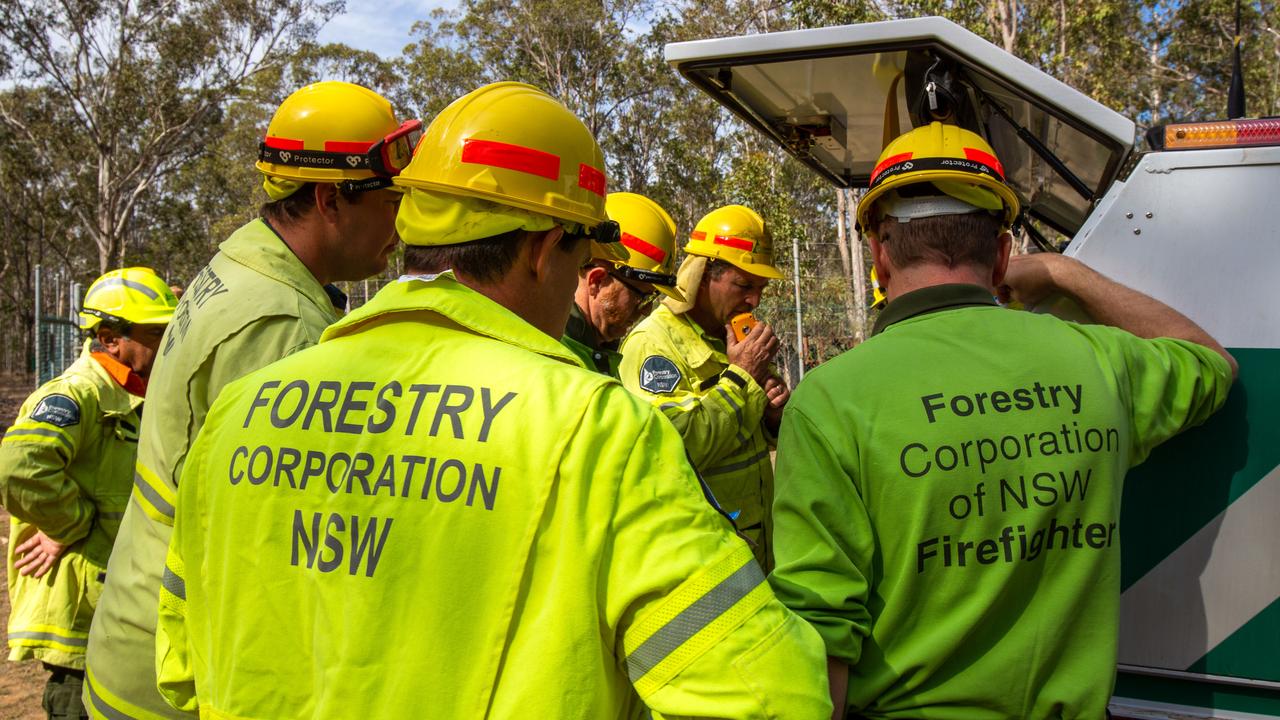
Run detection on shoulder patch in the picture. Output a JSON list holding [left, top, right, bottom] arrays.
[[30, 394, 80, 428], [639, 355, 682, 394]]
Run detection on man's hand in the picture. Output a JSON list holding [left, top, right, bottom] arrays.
[[763, 376, 790, 433], [726, 320, 779, 386], [999, 252, 1237, 378], [14, 531, 67, 579], [997, 252, 1067, 307]]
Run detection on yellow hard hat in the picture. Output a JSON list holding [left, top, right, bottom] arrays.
[[855, 121, 1020, 231], [596, 192, 685, 302], [395, 82, 618, 249], [684, 205, 783, 280], [870, 266, 886, 309], [79, 267, 179, 331], [257, 81, 420, 193]]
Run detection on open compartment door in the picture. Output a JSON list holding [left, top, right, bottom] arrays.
[[665, 16, 1135, 237]]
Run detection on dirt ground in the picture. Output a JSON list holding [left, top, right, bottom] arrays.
[[0, 374, 52, 720]]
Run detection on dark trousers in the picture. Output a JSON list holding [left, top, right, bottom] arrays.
[[41, 663, 88, 720]]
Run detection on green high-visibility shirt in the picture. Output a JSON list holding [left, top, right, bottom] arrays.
[[85, 219, 337, 720], [770, 284, 1233, 720], [156, 273, 831, 719]]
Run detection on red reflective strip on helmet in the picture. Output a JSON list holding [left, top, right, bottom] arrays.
[[713, 235, 754, 251], [963, 147, 1005, 179], [461, 139, 560, 180], [578, 164, 606, 197], [870, 152, 913, 185], [264, 136, 304, 151], [325, 140, 375, 153], [690, 231, 707, 241], [621, 232, 666, 263]]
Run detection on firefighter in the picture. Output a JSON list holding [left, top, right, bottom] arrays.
[[1, 268, 176, 720], [83, 81, 420, 719], [619, 204, 788, 569], [563, 192, 684, 377], [154, 82, 830, 719], [769, 122, 1237, 718]]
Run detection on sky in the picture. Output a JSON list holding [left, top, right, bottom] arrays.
[[316, 0, 460, 59]]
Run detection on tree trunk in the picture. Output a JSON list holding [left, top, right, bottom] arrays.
[[834, 187, 859, 331], [848, 189, 868, 344]]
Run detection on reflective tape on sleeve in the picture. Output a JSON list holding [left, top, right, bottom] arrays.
[[3, 425, 73, 452], [133, 462, 177, 525], [85, 666, 172, 720], [623, 544, 771, 697], [8, 624, 89, 653], [162, 564, 186, 603]]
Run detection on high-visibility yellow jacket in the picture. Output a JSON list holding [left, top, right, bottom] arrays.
[[156, 274, 830, 719], [85, 219, 337, 719], [1, 345, 142, 670], [619, 305, 775, 569]]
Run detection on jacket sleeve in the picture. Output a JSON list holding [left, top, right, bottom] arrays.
[[768, 405, 873, 668], [0, 381, 96, 544], [586, 388, 831, 719], [619, 330, 767, 470], [1079, 325, 1234, 465], [155, 408, 212, 713]]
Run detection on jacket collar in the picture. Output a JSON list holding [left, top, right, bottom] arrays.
[[872, 283, 998, 336], [654, 305, 722, 369], [75, 343, 144, 415], [321, 272, 582, 366], [219, 219, 337, 324]]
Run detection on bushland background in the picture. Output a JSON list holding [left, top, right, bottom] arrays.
[[0, 0, 1278, 713], [3, 0, 1278, 387]]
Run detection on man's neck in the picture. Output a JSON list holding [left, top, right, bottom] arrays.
[[687, 305, 725, 341], [884, 263, 993, 303], [267, 216, 331, 286]]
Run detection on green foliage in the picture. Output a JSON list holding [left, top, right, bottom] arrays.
[[3, 0, 1279, 373]]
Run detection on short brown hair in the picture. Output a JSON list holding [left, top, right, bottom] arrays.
[[872, 212, 1003, 270], [260, 183, 364, 225], [404, 230, 584, 283]]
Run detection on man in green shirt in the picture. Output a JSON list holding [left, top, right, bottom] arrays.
[[563, 192, 684, 377], [770, 122, 1236, 719]]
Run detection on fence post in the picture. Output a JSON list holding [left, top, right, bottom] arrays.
[[33, 265, 41, 389], [792, 238, 804, 381]]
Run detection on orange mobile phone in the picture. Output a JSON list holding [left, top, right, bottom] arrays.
[[731, 312, 758, 342]]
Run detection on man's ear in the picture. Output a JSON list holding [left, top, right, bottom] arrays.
[[992, 231, 1013, 287], [313, 183, 341, 223], [585, 265, 609, 296], [96, 326, 122, 352], [525, 226, 568, 283], [868, 232, 891, 288]]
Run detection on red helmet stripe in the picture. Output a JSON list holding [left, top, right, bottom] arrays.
[[578, 164, 606, 197], [963, 147, 1005, 179], [461, 139, 560, 181], [621, 232, 666, 263], [690, 231, 707, 241], [713, 235, 754, 251], [870, 152, 913, 185], [325, 140, 375, 153], [264, 136, 304, 151]]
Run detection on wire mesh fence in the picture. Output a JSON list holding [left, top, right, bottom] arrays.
[[31, 265, 83, 387]]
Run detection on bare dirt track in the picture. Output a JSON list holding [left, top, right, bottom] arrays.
[[0, 374, 49, 720]]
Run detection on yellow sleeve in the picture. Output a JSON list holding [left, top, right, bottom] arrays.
[[0, 381, 96, 543], [585, 391, 830, 718], [619, 330, 766, 471], [154, 426, 207, 713]]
